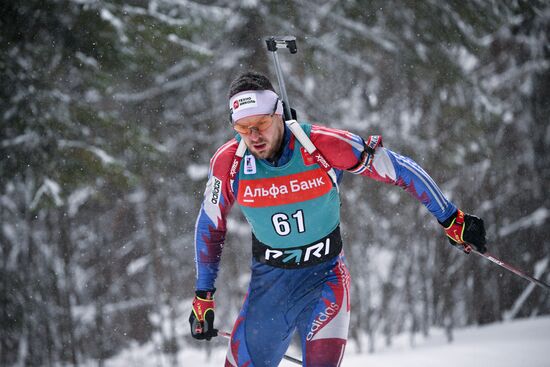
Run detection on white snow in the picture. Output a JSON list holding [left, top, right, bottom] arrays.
[[30, 178, 63, 208], [187, 163, 209, 181], [58, 140, 118, 165], [504, 258, 549, 320], [498, 207, 549, 237], [456, 46, 478, 73], [104, 316, 550, 367], [1, 131, 40, 147], [167, 34, 214, 56], [343, 317, 550, 367], [100, 7, 128, 43], [68, 186, 94, 217], [126, 255, 150, 276]]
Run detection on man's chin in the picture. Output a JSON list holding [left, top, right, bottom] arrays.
[[250, 148, 272, 160]]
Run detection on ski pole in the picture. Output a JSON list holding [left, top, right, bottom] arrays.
[[462, 243, 550, 291], [265, 36, 297, 121], [214, 330, 303, 366]]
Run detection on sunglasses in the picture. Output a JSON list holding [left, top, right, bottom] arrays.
[[232, 99, 279, 135], [233, 116, 276, 135]]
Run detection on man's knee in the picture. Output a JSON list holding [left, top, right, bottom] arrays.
[[305, 338, 347, 367]]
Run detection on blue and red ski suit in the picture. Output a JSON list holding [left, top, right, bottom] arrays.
[[194, 123, 457, 366]]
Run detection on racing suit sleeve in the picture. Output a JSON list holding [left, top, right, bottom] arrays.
[[310, 124, 457, 222], [194, 139, 238, 291]]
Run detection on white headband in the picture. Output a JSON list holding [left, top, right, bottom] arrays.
[[229, 90, 283, 123]]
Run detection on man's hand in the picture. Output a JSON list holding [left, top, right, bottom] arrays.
[[189, 289, 216, 340], [441, 209, 487, 253]]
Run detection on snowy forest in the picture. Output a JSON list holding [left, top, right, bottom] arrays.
[[1, 0, 549, 366]]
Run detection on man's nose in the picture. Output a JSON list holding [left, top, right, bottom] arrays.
[[248, 128, 261, 140]]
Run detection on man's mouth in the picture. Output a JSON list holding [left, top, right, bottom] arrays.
[[253, 143, 267, 152]]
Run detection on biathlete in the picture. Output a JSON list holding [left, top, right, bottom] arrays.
[[189, 71, 487, 367]]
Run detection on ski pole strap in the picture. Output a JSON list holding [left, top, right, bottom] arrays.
[[444, 209, 467, 244], [252, 225, 342, 268], [285, 120, 340, 191], [192, 293, 215, 323]]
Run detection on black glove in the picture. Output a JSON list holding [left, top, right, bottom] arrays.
[[440, 209, 487, 254], [189, 289, 217, 340]]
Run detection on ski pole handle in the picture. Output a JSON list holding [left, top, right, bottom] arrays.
[[265, 36, 297, 54]]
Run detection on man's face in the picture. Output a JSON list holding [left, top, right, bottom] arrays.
[[234, 114, 284, 160]]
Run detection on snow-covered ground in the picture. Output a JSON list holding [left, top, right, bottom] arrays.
[[109, 316, 550, 367], [343, 316, 550, 367]]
